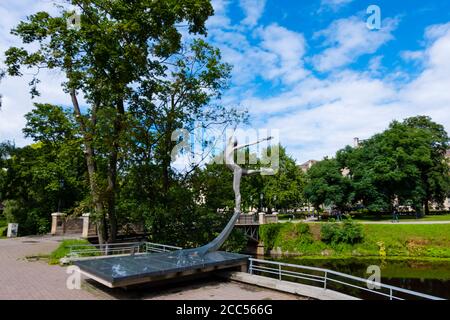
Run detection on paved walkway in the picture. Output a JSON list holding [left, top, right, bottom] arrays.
[[0, 235, 97, 300], [87, 278, 307, 300], [0, 236, 305, 300]]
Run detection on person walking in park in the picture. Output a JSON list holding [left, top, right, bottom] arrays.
[[392, 206, 399, 223], [336, 208, 342, 222]]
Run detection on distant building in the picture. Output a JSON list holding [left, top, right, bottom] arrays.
[[299, 160, 318, 173], [353, 137, 368, 148]]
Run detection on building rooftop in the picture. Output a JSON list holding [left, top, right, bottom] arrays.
[[299, 160, 318, 172]]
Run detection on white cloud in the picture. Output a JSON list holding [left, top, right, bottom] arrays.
[[246, 22, 450, 162], [424, 22, 450, 40], [312, 16, 398, 72], [207, 0, 231, 29], [209, 23, 308, 86], [256, 24, 308, 84], [239, 0, 266, 27], [205, 8, 449, 163], [319, 0, 354, 12], [401, 50, 424, 62], [0, 1, 72, 145]]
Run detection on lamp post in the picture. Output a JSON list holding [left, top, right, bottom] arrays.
[[260, 193, 264, 212]]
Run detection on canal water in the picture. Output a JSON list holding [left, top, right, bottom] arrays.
[[268, 257, 450, 299]]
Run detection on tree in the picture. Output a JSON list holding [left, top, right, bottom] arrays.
[[401, 116, 450, 214], [261, 146, 306, 212], [4, 0, 215, 243], [0, 104, 87, 235], [336, 116, 450, 214], [304, 158, 353, 212], [128, 39, 241, 194]]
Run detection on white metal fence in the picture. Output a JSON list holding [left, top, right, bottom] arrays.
[[67, 241, 182, 258], [248, 258, 444, 300]]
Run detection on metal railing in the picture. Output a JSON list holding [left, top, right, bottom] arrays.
[[248, 258, 445, 300], [145, 242, 182, 253], [67, 241, 181, 258]]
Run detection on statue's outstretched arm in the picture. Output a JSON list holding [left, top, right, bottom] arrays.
[[234, 136, 273, 151]]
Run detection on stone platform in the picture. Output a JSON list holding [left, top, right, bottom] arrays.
[[75, 250, 249, 288]]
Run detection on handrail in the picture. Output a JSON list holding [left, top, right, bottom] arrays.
[[145, 242, 182, 250], [69, 241, 141, 248], [67, 241, 182, 257], [248, 258, 444, 300]]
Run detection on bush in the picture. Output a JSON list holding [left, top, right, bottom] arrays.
[[340, 219, 364, 244], [320, 222, 341, 243], [0, 217, 7, 237], [320, 218, 364, 245], [2, 200, 50, 235], [259, 223, 284, 249]]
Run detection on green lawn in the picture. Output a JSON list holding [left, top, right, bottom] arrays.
[[352, 213, 450, 222], [48, 239, 93, 264], [261, 222, 450, 260]]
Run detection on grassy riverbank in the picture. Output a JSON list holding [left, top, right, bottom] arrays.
[[259, 222, 450, 259]]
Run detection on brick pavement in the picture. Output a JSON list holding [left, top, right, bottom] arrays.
[[0, 236, 97, 300]]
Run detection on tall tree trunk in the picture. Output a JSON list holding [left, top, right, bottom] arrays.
[[162, 95, 176, 194], [107, 148, 118, 243], [70, 89, 107, 244], [162, 132, 171, 194], [106, 98, 125, 242]]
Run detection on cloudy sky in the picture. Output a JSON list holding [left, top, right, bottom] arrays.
[[1, 0, 450, 164]]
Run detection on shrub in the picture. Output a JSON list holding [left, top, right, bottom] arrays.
[[2, 200, 50, 235], [320, 222, 341, 243], [340, 219, 364, 244], [259, 223, 284, 250], [320, 218, 364, 245]]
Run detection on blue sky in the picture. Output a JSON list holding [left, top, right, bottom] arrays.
[[1, 0, 450, 164]]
